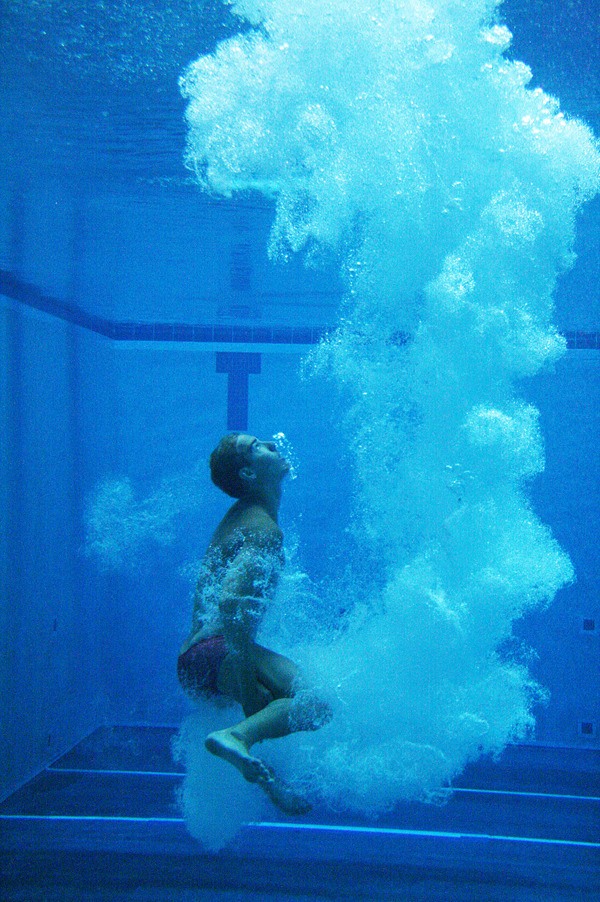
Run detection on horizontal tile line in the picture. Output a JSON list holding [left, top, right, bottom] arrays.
[[46, 766, 184, 778], [1, 814, 598, 849], [0, 270, 328, 344], [43, 768, 600, 802], [3, 271, 600, 348], [254, 822, 600, 848]]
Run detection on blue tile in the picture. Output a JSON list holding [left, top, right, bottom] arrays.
[[112, 323, 136, 340], [292, 327, 315, 344], [312, 326, 329, 342], [133, 323, 156, 340], [216, 351, 261, 374], [173, 324, 195, 341], [0, 272, 340, 347], [577, 332, 598, 349], [216, 352, 262, 430], [213, 326, 234, 342], [87, 316, 113, 337], [2, 739, 600, 844], [252, 327, 274, 343], [231, 326, 253, 343], [272, 327, 293, 344], [193, 325, 213, 342], [64, 306, 91, 329], [51, 726, 181, 773], [0, 770, 182, 819], [227, 371, 250, 430], [153, 324, 175, 340]]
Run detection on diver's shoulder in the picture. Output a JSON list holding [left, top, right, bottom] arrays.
[[237, 517, 282, 551], [232, 502, 281, 536], [251, 511, 282, 547], [211, 514, 281, 556]]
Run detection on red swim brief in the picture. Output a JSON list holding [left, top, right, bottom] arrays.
[[177, 635, 228, 699]]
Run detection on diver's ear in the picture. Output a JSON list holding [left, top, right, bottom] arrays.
[[239, 466, 256, 483]]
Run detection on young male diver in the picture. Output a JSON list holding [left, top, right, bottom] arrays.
[[178, 433, 331, 815]]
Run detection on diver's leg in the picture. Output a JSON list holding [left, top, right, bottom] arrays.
[[206, 653, 294, 777], [208, 651, 311, 815], [206, 647, 330, 814], [205, 697, 293, 765], [216, 645, 330, 738], [206, 663, 329, 774], [205, 697, 312, 814], [205, 697, 294, 790], [251, 644, 298, 698], [253, 644, 332, 731]]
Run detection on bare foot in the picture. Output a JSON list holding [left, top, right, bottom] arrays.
[[205, 729, 312, 816], [261, 767, 312, 816], [205, 729, 272, 784]]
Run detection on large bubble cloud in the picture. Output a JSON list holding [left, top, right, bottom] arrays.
[[178, 0, 599, 830]]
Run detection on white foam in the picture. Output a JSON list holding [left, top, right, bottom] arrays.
[[178, 0, 600, 832], [173, 710, 269, 850], [83, 468, 205, 571]]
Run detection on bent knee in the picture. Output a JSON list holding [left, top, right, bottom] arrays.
[[288, 690, 333, 732], [252, 644, 299, 699]]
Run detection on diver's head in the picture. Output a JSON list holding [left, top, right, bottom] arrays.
[[209, 433, 290, 499]]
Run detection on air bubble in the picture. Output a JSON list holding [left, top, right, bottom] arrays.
[[178, 0, 599, 827], [273, 432, 299, 479]]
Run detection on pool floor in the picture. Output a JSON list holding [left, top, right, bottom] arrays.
[[1, 726, 598, 900]]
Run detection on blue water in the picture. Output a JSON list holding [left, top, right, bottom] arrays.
[[0, 1, 599, 898]]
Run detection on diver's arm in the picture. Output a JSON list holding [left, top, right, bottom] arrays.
[[218, 539, 281, 712], [219, 584, 270, 714], [218, 532, 282, 651]]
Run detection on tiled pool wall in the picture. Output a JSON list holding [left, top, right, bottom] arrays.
[[1, 233, 599, 802]]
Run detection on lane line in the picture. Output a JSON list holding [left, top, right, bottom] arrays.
[[1, 814, 599, 849], [43, 767, 600, 803], [46, 766, 184, 778], [0, 814, 183, 823], [252, 822, 600, 848], [453, 787, 600, 803]]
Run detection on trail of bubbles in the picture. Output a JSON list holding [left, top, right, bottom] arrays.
[[179, 0, 600, 825], [273, 431, 300, 479]]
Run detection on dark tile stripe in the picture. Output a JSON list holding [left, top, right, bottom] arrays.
[[216, 352, 262, 430], [0, 270, 113, 337], [566, 331, 600, 349], [2, 270, 599, 349]]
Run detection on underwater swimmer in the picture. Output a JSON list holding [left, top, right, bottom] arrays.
[[178, 433, 331, 815]]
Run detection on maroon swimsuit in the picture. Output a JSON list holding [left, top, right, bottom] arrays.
[[177, 635, 228, 699]]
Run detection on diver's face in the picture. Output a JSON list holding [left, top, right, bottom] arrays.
[[236, 434, 290, 487]]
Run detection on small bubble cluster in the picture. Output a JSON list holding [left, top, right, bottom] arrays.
[[272, 431, 300, 480]]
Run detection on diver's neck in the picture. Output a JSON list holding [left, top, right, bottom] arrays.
[[241, 486, 281, 522]]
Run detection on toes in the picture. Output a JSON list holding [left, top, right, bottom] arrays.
[[260, 773, 312, 816], [242, 756, 271, 784], [253, 760, 275, 784], [258, 763, 276, 783]]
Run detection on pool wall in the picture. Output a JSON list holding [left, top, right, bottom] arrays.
[[1, 134, 599, 807]]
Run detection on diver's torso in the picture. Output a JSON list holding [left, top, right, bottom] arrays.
[[181, 501, 283, 654]]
